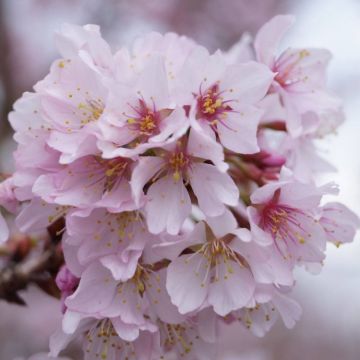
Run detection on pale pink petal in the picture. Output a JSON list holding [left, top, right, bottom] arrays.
[[254, 15, 295, 67], [150, 106, 189, 144], [98, 178, 135, 212], [130, 156, 165, 205], [62, 242, 85, 277], [190, 163, 239, 217], [175, 46, 224, 105], [167, 253, 209, 314], [146, 176, 191, 235], [221, 61, 274, 104], [271, 290, 302, 328], [146, 269, 185, 324], [280, 88, 303, 136], [208, 260, 255, 316], [230, 238, 294, 286], [55, 23, 113, 73], [136, 55, 171, 109], [320, 202, 360, 245], [47, 131, 98, 164], [65, 263, 117, 314], [279, 48, 331, 90], [16, 198, 66, 233], [152, 222, 206, 262], [247, 206, 274, 246], [100, 253, 140, 282], [62, 310, 85, 334], [225, 33, 254, 64], [206, 209, 237, 238], [283, 210, 327, 263], [197, 308, 218, 343], [111, 317, 141, 342], [288, 89, 342, 114], [250, 181, 285, 204], [187, 128, 227, 172], [49, 328, 75, 357], [278, 181, 324, 209], [102, 282, 146, 325], [217, 104, 262, 154]]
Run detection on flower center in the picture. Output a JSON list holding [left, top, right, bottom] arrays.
[[102, 158, 129, 192], [131, 265, 149, 296], [203, 237, 239, 268], [202, 93, 223, 115], [261, 203, 309, 248], [161, 322, 192, 355], [86, 156, 129, 194], [128, 111, 158, 136], [126, 99, 161, 140], [264, 206, 289, 236], [84, 320, 124, 360], [139, 113, 157, 134], [168, 150, 189, 182], [274, 49, 310, 87], [197, 85, 225, 121]]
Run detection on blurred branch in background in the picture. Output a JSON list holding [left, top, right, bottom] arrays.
[[0, 218, 64, 305]]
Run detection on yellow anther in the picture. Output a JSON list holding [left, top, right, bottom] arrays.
[[169, 151, 188, 180], [173, 171, 181, 182], [105, 168, 116, 177], [202, 89, 223, 115], [140, 114, 156, 133], [127, 118, 136, 124], [299, 49, 310, 59]]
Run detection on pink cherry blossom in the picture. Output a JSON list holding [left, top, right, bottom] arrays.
[[176, 46, 274, 153], [38, 56, 109, 164], [55, 24, 114, 76], [248, 180, 332, 265], [163, 215, 256, 316], [113, 32, 197, 85], [254, 15, 342, 135], [131, 130, 238, 234], [50, 317, 157, 360], [98, 56, 188, 158], [16, 197, 69, 234], [156, 309, 218, 359], [63, 209, 155, 279], [227, 285, 301, 337], [65, 261, 184, 333], [33, 155, 135, 211], [130, 32, 197, 76], [9, 92, 61, 201]]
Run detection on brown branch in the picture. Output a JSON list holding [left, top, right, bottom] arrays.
[[0, 244, 63, 305], [0, 223, 64, 306]]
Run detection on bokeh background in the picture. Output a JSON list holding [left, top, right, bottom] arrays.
[[0, 0, 359, 359]]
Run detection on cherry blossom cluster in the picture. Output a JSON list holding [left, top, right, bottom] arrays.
[[1, 15, 359, 360]]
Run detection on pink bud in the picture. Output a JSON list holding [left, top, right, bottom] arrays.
[[56, 265, 79, 292]]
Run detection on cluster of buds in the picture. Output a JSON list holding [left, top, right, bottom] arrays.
[[0, 15, 358, 360]]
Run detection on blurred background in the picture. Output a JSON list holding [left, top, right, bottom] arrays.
[[0, 0, 359, 359]]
